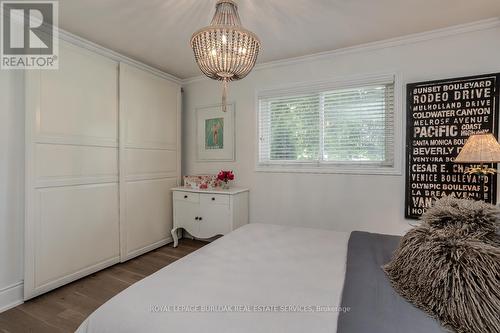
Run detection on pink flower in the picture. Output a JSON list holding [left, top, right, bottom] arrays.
[[217, 170, 235, 182]]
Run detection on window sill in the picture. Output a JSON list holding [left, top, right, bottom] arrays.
[[255, 164, 402, 176]]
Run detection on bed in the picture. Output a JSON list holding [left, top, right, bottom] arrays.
[[76, 223, 446, 333]]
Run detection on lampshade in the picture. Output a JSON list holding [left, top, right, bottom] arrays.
[[455, 133, 500, 163]]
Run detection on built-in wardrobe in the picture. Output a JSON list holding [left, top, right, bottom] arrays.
[[24, 40, 181, 299]]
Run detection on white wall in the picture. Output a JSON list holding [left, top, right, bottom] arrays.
[[0, 70, 24, 311], [182, 23, 500, 236]]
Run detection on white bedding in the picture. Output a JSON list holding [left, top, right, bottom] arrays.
[[76, 223, 349, 333]]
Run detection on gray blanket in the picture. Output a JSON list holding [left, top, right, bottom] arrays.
[[337, 231, 448, 333]]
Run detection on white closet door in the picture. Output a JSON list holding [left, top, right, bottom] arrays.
[[119, 63, 181, 261], [24, 41, 120, 299]]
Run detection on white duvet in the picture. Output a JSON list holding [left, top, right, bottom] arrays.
[[76, 223, 349, 333]]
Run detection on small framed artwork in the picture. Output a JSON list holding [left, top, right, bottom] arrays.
[[196, 103, 235, 161]]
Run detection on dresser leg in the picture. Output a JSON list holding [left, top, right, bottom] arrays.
[[171, 228, 179, 248]]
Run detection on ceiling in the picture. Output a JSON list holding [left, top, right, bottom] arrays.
[[58, 0, 500, 79]]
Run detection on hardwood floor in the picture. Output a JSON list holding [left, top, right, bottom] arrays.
[[0, 239, 207, 333]]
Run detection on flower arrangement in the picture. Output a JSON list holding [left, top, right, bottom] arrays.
[[217, 170, 234, 189]]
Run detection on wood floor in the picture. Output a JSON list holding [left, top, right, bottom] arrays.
[[0, 239, 207, 333]]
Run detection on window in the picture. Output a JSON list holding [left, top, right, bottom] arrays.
[[258, 76, 399, 174]]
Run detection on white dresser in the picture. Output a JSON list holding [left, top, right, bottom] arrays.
[[171, 187, 249, 247]]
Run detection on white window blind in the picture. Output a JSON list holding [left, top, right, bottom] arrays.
[[258, 81, 395, 173]]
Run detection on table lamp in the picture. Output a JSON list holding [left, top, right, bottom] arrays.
[[454, 133, 500, 201]]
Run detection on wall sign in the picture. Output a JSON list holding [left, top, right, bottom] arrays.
[[405, 73, 500, 219]]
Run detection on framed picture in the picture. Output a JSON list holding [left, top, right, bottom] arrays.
[[196, 103, 235, 161]]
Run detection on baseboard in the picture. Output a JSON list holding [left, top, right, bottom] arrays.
[[0, 281, 24, 313]]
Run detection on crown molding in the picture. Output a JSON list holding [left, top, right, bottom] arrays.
[[58, 29, 183, 85], [4, 7, 181, 83], [182, 17, 500, 86]]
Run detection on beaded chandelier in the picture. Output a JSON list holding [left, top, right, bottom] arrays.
[[191, 0, 261, 112]]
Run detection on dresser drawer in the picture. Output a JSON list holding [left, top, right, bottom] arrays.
[[173, 191, 199, 203], [200, 193, 229, 206]]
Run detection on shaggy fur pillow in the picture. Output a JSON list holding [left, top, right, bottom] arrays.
[[384, 196, 500, 333]]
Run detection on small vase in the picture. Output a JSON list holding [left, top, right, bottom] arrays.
[[221, 182, 230, 189]]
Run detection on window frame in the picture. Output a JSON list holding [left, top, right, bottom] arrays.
[[255, 73, 403, 175]]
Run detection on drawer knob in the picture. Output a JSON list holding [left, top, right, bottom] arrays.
[[184, 195, 188, 199], [211, 197, 215, 201], [199, 217, 203, 221], [195, 217, 199, 220]]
